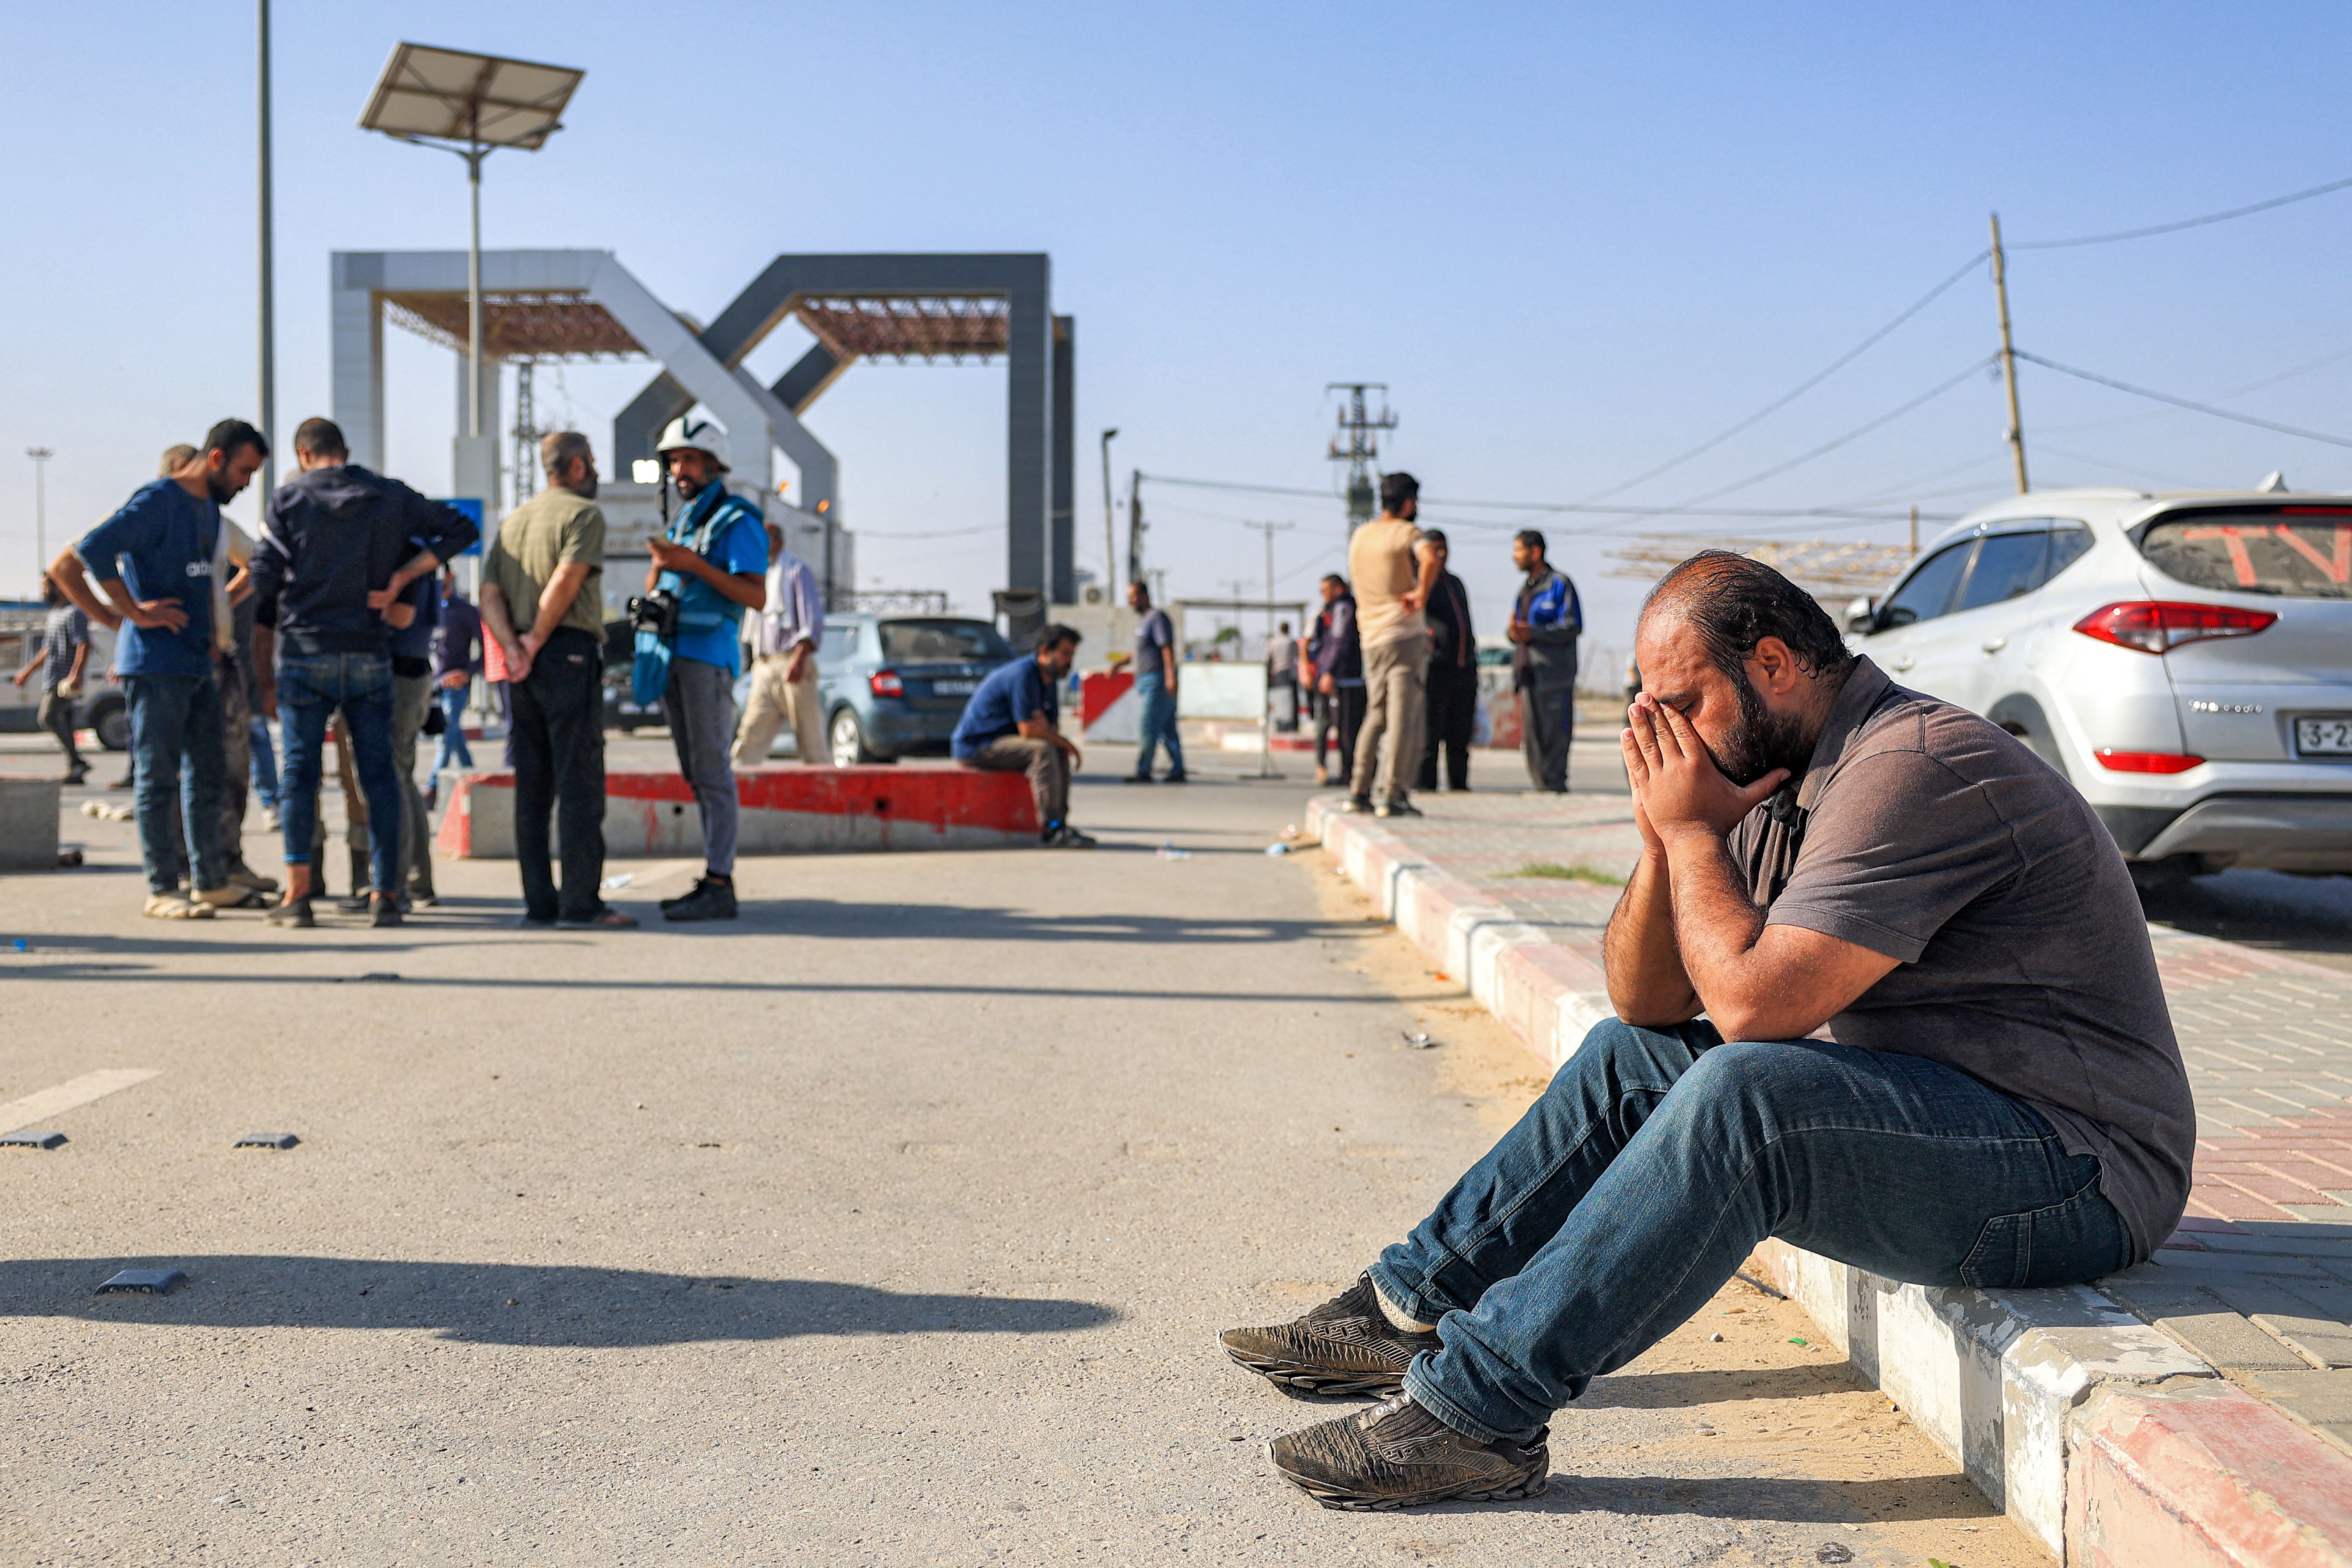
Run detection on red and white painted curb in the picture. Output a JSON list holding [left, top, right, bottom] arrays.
[[436, 766, 1039, 858], [1307, 796, 2352, 1565]]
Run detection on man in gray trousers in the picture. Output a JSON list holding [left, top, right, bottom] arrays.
[[1509, 529, 1583, 793]]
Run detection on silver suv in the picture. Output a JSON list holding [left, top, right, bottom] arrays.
[[1846, 486, 2352, 885]]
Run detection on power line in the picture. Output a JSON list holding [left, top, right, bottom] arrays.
[[1570, 250, 1991, 504], [2012, 172, 2352, 250], [2013, 350, 2352, 450]]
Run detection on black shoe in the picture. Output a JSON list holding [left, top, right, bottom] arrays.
[[64, 767, 88, 786], [558, 905, 639, 930], [263, 898, 314, 929], [370, 895, 403, 928], [1045, 824, 1098, 848], [336, 893, 373, 915], [1341, 795, 1372, 814], [1161, 771, 1189, 784], [1375, 800, 1424, 819], [1220, 1272, 1439, 1397], [1269, 1392, 1548, 1511], [1123, 773, 1155, 784], [662, 878, 739, 922]]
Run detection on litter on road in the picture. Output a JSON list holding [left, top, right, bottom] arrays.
[[0, 1131, 65, 1149], [96, 1269, 188, 1296]]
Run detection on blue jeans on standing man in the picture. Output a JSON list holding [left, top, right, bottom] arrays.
[[1134, 670, 1185, 779], [1370, 1016, 2136, 1446], [276, 652, 405, 898], [247, 714, 280, 813], [125, 673, 230, 895], [432, 684, 475, 775]]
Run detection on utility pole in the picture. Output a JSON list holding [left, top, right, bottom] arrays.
[[1325, 383, 1396, 529], [1099, 428, 1119, 592], [1127, 467, 1145, 585], [26, 447, 52, 588], [1241, 520, 1294, 646], [1909, 505, 1919, 555], [256, 0, 275, 496], [1989, 213, 2029, 495]]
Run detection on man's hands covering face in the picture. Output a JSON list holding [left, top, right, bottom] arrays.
[[1621, 693, 1789, 845]]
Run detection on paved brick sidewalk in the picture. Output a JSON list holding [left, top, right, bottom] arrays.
[[1346, 789, 2352, 1455]]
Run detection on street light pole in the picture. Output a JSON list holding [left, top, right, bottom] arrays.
[[256, 0, 276, 495], [1098, 428, 1118, 593], [26, 447, 52, 589], [467, 144, 485, 438]]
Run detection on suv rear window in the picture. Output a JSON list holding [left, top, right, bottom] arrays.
[[879, 619, 1014, 663], [2140, 506, 2352, 599]]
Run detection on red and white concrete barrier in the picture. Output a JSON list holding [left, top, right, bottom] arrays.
[[435, 766, 1039, 858], [1081, 670, 1138, 743]]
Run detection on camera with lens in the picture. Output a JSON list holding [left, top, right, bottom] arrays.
[[627, 589, 680, 638]]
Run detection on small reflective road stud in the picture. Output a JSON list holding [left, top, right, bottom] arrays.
[[0, 1131, 65, 1149], [232, 1134, 298, 1149], [96, 1269, 188, 1295]]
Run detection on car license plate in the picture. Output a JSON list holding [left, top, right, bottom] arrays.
[[933, 679, 980, 696], [2295, 715, 2352, 755]]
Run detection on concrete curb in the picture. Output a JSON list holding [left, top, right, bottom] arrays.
[[1306, 797, 2351, 1564]]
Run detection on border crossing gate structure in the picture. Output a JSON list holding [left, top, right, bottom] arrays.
[[330, 250, 1076, 599]]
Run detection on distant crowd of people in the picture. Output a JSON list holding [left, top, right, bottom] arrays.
[[46, 414, 842, 929], [1293, 473, 1585, 814]]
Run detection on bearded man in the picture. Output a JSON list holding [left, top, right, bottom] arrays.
[[1220, 549, 2192, 1510]]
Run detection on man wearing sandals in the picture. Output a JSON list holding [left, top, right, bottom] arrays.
[[1222, 550, 2191, 1510]]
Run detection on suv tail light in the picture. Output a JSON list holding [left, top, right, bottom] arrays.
[[2093, 749, 2204, 774], [2072, 601, 2278, 654], [868, 669, 904, 697]]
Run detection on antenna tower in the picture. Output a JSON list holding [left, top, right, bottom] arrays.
[[511, 362, 540, 509], [1325, 383, 1396, 529]]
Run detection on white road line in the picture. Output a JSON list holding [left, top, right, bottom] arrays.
[[0, 1069, 162, 1134]]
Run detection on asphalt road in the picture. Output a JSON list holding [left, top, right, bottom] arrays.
[[0, 735, 2062, 1564]]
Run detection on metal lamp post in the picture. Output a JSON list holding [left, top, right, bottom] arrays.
[[26, 446, 52, 590]]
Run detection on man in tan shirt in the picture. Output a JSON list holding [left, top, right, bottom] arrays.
[[1344, 472, 1441, 815], [479, 431, 633, 930]]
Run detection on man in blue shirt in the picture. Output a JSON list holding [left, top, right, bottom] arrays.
[[1124, 580, 1186, 783], [643, 417, 769, 922], [52, 419, 266, 919], [951, 624, 1095, 847], [1510, 529, 1584, 793]]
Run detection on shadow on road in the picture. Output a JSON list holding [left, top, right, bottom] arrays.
[[1476, 1470, 2000, 1523], [0, 1256, 1118, 1347]]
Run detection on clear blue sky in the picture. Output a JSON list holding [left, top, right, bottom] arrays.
[[8, 1, 2352, 662]]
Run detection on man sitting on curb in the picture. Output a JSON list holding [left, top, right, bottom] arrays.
[[1221, 550, 2193, 1510], [952, 624, 1096, 848]]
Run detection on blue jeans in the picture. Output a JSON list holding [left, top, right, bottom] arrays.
[[1372, 1017, 2134, 1445], [125, 673, 229, 895], [432, 684, 474, 775], [248, 714, 280, 811], [277, 653, 404, 897], [1135, 671, 1184, 777]]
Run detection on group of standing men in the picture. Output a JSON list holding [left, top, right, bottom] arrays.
[[51, 410, 831, 932], [1299, 473, 1586, 811]]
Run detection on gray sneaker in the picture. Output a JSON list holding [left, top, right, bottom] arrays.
[[1269, 1391, 1549, 1511], [1219, 1272, 1437, 1397]]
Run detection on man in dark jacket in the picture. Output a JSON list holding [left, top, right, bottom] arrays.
[[1305, 575, 1363, 791], [1510, 530, 1583, 793], [248, 417, 477, 928], [1416, 530, 1478, 793]]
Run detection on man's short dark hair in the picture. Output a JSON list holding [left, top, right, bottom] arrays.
[[1515, 528, 1547, 555], [1643, 550, 1853, 682], [204, 418, 269, 462], [292, 417, 346, 458], [1321, 573, 1347, 590], [1038, 623, 1081, 653], [1380, 472, 1419, 513], [1419, 527, 1447, 547], [542, 430, 593, 476]]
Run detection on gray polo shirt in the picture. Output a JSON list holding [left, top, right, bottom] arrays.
[[1726, 657, 2192, 1264]]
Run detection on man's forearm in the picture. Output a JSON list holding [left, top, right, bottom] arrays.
[[530, 564, 594, 644], [1658, 828, 1775, 1034], [1602, 851, 1701, 1025], [49, 552, 116, 628]]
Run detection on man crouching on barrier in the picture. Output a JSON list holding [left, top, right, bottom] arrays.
[[1222, 549, 2192, 1510]]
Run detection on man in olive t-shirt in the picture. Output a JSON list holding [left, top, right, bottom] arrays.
[[1227, 549, 2191, 1512], [480, 432, 630, 929], [1344, 472, 1441, 815]]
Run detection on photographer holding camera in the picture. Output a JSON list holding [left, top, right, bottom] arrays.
[[632, 416, 768, 923]]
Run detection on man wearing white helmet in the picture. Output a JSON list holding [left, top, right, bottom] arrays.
[[639, 415, 769, 922]]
